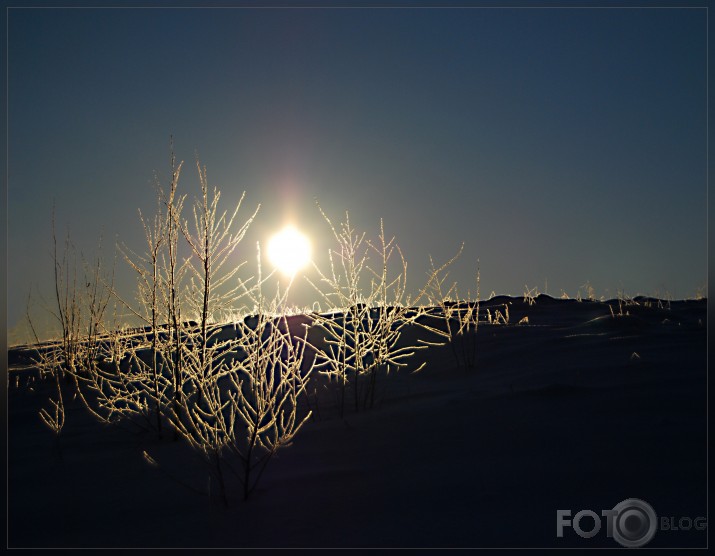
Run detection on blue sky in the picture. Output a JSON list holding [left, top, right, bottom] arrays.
[[5, 3, 708, 339]]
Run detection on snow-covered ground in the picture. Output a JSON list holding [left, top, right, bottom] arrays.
[[8, 296, 707, 548]]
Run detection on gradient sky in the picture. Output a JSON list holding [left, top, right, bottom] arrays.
[[6, 3, 708, 341]]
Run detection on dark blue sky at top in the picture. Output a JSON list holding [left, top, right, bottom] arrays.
[[6, 5, 708, 338]]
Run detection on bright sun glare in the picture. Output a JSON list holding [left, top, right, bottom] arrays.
[[267, 226, 312, 277]]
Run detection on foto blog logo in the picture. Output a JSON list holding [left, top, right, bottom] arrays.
[[557, 498, 707, 548]]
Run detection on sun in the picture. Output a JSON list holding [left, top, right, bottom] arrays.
[[267, 225, 312, 277]]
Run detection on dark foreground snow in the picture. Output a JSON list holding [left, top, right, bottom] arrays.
[[7, 296, 707, 548]]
